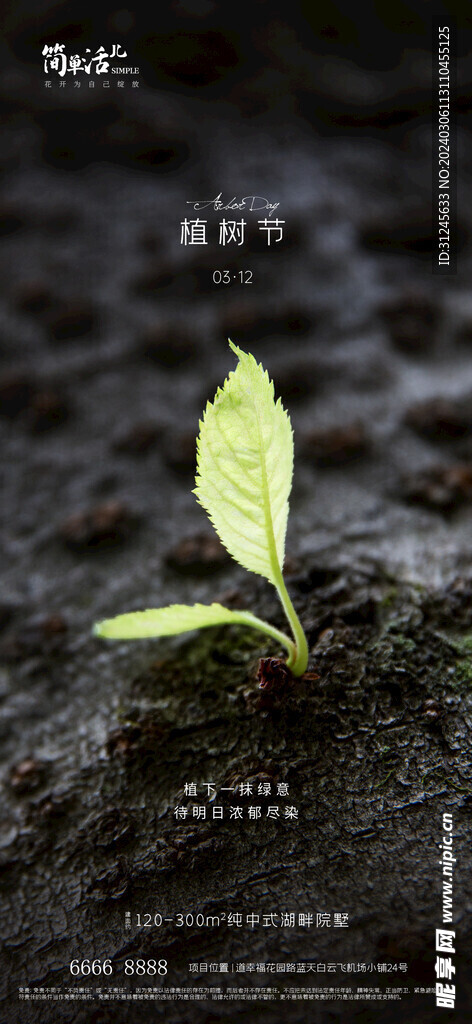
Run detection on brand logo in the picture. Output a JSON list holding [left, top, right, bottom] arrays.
[[42, 43, 140, 87]]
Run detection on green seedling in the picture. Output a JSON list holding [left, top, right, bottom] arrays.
[[94, 341, 309, 676]]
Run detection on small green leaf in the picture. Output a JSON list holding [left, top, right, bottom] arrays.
[[93, 342, 309, 677], [94, 602, 296, 660], [194, 341, 293, 587]]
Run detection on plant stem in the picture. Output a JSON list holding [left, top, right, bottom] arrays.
[[241, 613, 297, 665], [274, 573, 309, 676]]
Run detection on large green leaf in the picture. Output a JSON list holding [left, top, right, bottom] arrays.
[[194, 341, 293, 586], [94, 602, 294, 657]]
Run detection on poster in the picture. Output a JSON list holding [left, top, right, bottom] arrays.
[[1, 2, 471, 1021]]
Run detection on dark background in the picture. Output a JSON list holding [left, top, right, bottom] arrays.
[[1, 1, 472, 1022]]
